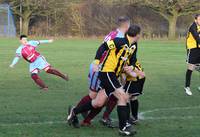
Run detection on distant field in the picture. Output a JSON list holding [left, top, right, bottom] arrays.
[[0, 38, 200, 137]]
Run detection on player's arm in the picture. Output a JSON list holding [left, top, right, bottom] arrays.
[[29, 40, 54, 47], [9, 54, 20, 68], [38, 39, 54, 44], [190, 24, 200, 44], [124, 52, 137, 77], [94, 42, 109, 64], [92, 42, 109, 72]]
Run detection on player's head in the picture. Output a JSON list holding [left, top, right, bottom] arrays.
[[19, 35, 28, 45], [117, 16, 130, 32], [127, 25, 141, 43], [195, 14, 200, 26]]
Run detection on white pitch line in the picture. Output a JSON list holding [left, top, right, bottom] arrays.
[[1, 105, 200, 126], [139, 105, 200, 120], [0, 121, 65, 127]]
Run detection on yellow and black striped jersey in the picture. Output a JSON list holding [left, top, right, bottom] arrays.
[[126, 61, 144, 81], [96, 36, 137, 77], [186, 22, 200, 49]]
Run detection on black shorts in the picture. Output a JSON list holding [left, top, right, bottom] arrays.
[[187, 48, 200, 64], [99, 72, 122, 97], [124, 78, 145, 96]]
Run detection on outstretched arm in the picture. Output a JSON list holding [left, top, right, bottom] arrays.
[[38, 39, 54, 44], [10, 56, 20, 68]]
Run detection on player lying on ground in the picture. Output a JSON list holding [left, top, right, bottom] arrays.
[[75, 16, 130, 127], [185, 14, 200, 96], [9, 35, 69, 90], [67, 25, 141, 136]]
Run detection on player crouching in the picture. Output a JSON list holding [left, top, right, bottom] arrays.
[[9, 35, 69, 90]]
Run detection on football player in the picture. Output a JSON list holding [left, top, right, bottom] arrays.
[[67, 25, 141, 136], [185, 14, 200, 95], [10, 35, 69, 90], [75, 16, 130, 126]]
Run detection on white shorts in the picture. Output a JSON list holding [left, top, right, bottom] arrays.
[[29, 56, 50, 73]]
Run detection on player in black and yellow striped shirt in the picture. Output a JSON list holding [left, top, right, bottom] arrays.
[[185, 14, 200, 95], [123, 60, 145, 124], [67, 25, 141, 136]]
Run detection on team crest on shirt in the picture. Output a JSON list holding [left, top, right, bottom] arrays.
[[124, 44, 136, 55], [120, 44, 136, 61]]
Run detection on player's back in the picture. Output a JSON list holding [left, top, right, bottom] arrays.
[[104, 29, 124, 42]]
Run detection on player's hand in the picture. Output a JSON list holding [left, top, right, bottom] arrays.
[[135, 68, 145, 78], [123, 65, 133, 73], [92, 64, 99, 72], [49, 39, 54, 43]]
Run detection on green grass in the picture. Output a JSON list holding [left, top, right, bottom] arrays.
[[0, 38, 200, 137]]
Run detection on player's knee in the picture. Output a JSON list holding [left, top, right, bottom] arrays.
[[92, 100, 104, 108], [89, 91, 97, 99], [188, 64, 195, 71], [45, 66, 51, 72], [115, 88, 128, 102], [31, 73, 38, 79]]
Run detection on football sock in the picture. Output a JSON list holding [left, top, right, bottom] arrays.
[[46, 68, 68, 80], [103, 95, 118, 120], [185, 69, 192, 87], [130, 99, 139, 119], [127, 103, 130, 120], [76, 95, 92, 107], [83, 107, 103, 123], [31, 73, 47, 89], [117, 105, 128, 130], [73, 101, 94, 115]]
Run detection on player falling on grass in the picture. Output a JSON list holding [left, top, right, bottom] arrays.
[[67, 25, 141, 136], [185, 14, 200, 95], [76, 16, 130, 127], [9, 35, 69, 90]]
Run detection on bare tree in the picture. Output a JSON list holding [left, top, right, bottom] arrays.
[[9, 0, 52, 35], [139, 0, 200, 39]]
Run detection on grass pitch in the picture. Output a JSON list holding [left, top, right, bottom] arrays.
[[0, 38, 200, 137]]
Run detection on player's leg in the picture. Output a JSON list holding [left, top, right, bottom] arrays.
[[76, 90, 97, 120], [99, 72, 135, 135], [30, 69, 48, 90], [125, 77, 146, 125], [35, 56, 68, 81], [113, 87, 135, 136], [100, 94, 118, 127], [185, 49, 196, 95], [77, 67, 100, 120], [46, 67, 69, 81], [30, 61, 48, 90], [67, 89, 108, 128], [100, 74, 127, 126], [129, 97, 139, 124]]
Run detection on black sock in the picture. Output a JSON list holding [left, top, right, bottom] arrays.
[[127, 103, 130, 120], [185, 69, 192, 87], [117, 105, 128, 130], [130, 100, 139, 119], [73, 101, 94, 115]]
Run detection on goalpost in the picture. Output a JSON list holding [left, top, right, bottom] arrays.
[[0, 4, 16, 37]]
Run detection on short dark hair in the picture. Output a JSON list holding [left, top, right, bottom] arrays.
[[20, 35, 27, 40], [117, 16, 130, 26], [127, 25, 141, 37], [195, 14, 200, 19]]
